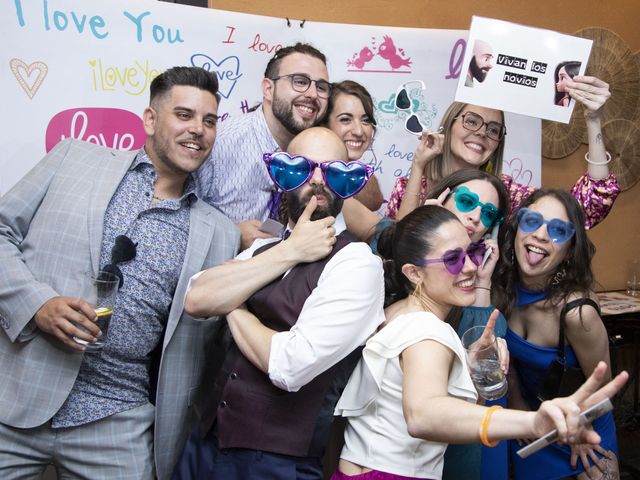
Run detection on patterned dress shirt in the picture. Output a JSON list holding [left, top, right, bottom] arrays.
[[52, 149, 193, 427], [195, 107, 279, 223]]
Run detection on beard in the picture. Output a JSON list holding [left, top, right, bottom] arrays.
[[470, 56, 490, 83], [286, 184, 343, 224], [272, 88, 323, 135]]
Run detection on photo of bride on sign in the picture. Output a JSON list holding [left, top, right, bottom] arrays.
[[455, 16, 593, 123]]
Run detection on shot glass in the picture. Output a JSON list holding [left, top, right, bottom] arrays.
[[73, 271, 119, 352], [461, 325, 508, 401]]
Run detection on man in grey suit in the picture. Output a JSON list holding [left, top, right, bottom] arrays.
[[0, 66, 239, 479]]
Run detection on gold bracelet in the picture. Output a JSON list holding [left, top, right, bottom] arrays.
[[479, 405, 503, 447]]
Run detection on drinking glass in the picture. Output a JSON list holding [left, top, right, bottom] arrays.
[[73, 271, 119, 352], [461, 325, 508, 400]]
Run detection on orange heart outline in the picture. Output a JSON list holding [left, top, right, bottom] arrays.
[[10, 58, 48, 100]]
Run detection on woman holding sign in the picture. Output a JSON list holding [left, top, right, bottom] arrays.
[[343, 75, 619, 240], [331, 205, 627, 480]]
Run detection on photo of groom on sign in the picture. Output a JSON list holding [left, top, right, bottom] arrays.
[[456, 16, 593, 123]]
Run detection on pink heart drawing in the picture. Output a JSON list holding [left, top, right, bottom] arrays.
[[10, 58, 48, 99], [504, 157, 533, 186]]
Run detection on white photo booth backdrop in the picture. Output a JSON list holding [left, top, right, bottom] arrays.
[[1, 0, 540, 199]]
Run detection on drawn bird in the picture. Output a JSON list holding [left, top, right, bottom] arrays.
[[347, 47, 375, 69], [378, 35, 412, 70]]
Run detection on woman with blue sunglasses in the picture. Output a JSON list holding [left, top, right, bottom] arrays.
[[331, 205, 627, 480], [490, 189, 619, 479]]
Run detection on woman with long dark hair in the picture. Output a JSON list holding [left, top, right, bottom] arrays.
[[492, 189, 619, 479]]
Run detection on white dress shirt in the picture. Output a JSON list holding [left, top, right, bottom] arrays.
[[227, 213, 385, 392]]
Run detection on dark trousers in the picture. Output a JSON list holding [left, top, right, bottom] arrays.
[[172, 428, 323, 480]]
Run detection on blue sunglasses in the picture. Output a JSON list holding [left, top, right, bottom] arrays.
[[263, 152, 373, 199], [516, 208, 576, 244], [449, 186, 503, 228]]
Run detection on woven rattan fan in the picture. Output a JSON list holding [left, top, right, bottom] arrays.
[[601, 119, 640, 191], [634, 51, 640, 125], [573, 27, 640, 139], [541, 105, 586, 159]]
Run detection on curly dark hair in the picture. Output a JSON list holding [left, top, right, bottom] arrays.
[[491, 189, 595, 317]]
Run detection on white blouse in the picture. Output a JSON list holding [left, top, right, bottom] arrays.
[[335, 311, 477, 479]]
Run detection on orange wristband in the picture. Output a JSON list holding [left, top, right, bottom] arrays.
[[479, 405, 503, 447]]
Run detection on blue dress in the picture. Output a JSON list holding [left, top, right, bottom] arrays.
[[506, 328, 618, 480]]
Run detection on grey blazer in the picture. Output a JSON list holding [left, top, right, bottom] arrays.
[[0, 138, 240, 479]]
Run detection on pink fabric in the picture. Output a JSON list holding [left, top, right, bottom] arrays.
[[384, 173, 620, 230], [330, 468, 430, 480]]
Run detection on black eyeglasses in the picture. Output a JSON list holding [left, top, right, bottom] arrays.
[[455, 112, 506, 142], [269, 73, 332, 98], [102, 235, 137, 289]]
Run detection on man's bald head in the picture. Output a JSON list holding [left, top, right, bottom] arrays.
[[469, 40, 494, 84], [287, 127, 348, 163], [283, 127, 348, 226]]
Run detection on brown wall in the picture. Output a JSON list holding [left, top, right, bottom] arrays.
[[209, 0, 640, 291]]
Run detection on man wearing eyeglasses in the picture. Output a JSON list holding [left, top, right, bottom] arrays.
[[196, 42, 331, 250], [0, 67, 239, 479], [173, 127, 384, 479]]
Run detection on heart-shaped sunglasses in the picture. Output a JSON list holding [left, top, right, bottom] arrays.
[[415, 242, 488, 275], [263, 152, 373, 199], [516, 208, 575, 244], [449, 186, 503, 228]]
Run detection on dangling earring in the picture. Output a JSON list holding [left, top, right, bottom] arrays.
[[412, 281, 429, 311], [484, 159, 494, 174], [551, 265, 567, 286]]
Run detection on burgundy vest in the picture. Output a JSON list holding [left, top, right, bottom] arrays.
[[206, 231, 363, 457]]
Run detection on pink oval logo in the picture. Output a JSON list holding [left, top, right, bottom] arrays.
[[46, 108, 145, 152]]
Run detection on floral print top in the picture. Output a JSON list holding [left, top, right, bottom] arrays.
[[384, 172, 620, 229]]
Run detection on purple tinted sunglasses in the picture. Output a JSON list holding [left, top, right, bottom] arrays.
[[415, 242, 487, 275], [263, 152, 373, 199]]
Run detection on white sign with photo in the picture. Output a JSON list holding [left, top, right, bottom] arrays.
[[455, 16, 593, 124]]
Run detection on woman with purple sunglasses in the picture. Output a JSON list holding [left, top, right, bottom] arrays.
[[330, 205, 627, 480]]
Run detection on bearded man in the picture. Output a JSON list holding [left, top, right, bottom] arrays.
[[196, 43, 332, 249]]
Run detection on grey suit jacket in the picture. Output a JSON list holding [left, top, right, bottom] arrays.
[[0, 138, 240, 479]]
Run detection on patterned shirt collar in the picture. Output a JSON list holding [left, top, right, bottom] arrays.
[[133, 147, 198, 204]]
